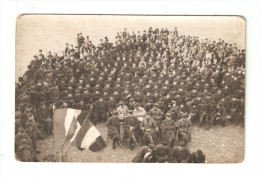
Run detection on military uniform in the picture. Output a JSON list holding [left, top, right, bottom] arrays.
[[93, 99, 108, 123], [161, 117, 177, 147], [153, 144, 170, 163], [123, 114, 139, 149], [140, 116, 159, 145], [177, 113, 192, 147], [106, 113, 120, 149]]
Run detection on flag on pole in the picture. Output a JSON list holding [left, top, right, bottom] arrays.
[[53, 108, 106, 152], [53, 108, 83, 141], [71, 115, 107, 152]]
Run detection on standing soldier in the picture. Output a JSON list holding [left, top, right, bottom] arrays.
[[177, 112, 192, 147], [149, 103, 163, 137], [161, 112, 178, 148], [106, 110, 120, 150], [93, 97, 108, 123], [37, 102, 52, 137]]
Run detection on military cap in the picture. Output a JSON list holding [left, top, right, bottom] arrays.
[[166, 112, 171, 116], [154, 103, 159, 106], [181, 112, 188, 117], [112, 110, 118, 115], [148, 143, 155, 150], [119, 101, 124, 105], [18, 127, 25, 133]]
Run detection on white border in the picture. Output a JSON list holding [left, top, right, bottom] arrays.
[[0, 1, 259, 179]]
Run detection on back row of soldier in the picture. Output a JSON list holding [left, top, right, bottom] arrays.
[[15, 26, 245, 161]]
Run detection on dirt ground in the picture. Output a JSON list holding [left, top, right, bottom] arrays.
[[36, 123, 244, 163]]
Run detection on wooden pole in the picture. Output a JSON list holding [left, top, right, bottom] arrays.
[[52, 103, 56, 162]]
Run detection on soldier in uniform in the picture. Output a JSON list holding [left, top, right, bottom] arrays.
[[37, 102, 52, 137], [15, 127, 32, 153], [191, 149, 206, 163], [93, 96, 108, 123], [153, 141, 170, 163], [149, 103, 163, 136], [132, 143, 156, 163], [140, 115, 159, 145], [116, 101, 129, 119], [16, 139, 35, 162], [161, 112, 178, 148], [123, 111, 139, 150], [177, 112, 192, 147], [106, 110, 121, 150], [133, 89, 143, 104]]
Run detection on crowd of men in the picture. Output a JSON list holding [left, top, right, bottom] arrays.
[[15, 27, 245, 162]]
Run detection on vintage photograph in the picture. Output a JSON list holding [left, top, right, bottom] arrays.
[[15, 15, 245, 163]]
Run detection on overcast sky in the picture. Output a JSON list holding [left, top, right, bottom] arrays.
[[16, 15, 245, 80]]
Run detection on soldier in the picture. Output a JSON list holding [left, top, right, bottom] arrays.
[[132, 143, 156, 163], [191, 150, 206, 163], [111, 90, 121, 103], [166, 101, 179, 120], [93, 96, 108, 123], [149, 102, 163, 130], [116, 101, 129, 119], [128, 98, 135, 110], [177, 112, 192, 147], [133, 89, 143, 104], [37, 102, 52, 137], [16, 139, 34, 162], [106, 110, 120, 150], [153, 141, 170, 163], [140, 115, 159, 145], [15, 127, 32, 153], [161, 112, 178, 148], [123, 111, 139, 150]]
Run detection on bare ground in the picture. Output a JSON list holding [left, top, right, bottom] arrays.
[[36, 123, 244, 163]]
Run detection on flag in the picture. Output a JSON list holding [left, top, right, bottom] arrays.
[[53, 108, 106, 152], [53, 108, 85, 141], [71, 116, 107, 152]]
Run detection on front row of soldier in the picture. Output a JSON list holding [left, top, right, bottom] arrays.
[[106, 105, 192, 151], [132, 143, 205, 163]]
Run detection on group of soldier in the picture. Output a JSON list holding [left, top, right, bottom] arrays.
[[15, 26, 245, 162]]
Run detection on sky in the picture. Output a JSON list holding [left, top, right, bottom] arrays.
[[16, 15, 245, 80]]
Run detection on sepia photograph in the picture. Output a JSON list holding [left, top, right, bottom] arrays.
[[15, 15, 245, 163]]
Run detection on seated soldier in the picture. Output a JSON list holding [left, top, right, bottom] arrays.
[[161, 112, 177, 148], [177, 112, 192, 147], [16, 139, 35, 162], [116, 101, 129, 144], [133, 102, 146, 122], [191, 149, 206, 163], [123, 110, 139, 150], [168, 146, 192, 163], [106, 110, 120, 150], [132, 143, 156, 163], [153, 141, 170, 163], [116, 100, 129, 119], [140, 115, 159, 145], [149, 103, 163, 129]]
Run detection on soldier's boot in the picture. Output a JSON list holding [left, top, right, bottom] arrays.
[[116, 138, 121, 147], [169, 139, 174, 149], [130, 138, 134, 151], [112, 139, 116, 150]]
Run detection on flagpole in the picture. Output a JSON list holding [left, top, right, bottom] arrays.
[[60, 114, 78, 152], [52, 103, 56, 162], [64, 110, 91, 156]]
